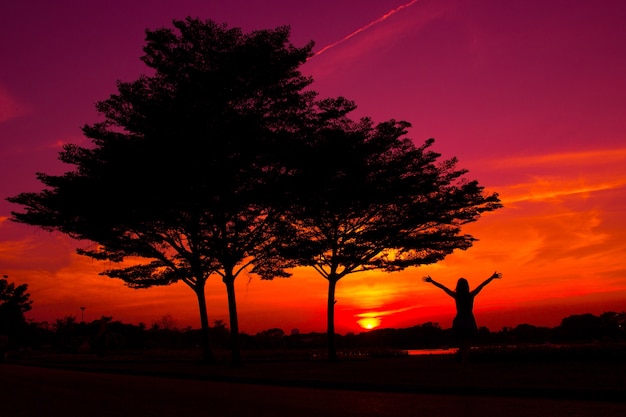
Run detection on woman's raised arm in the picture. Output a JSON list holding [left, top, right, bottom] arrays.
[[423, 275, 456, 298], [471, 271, 502, 296]]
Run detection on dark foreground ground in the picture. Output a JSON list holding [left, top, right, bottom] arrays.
[[6, 345, 626, 403], [5, 362, 626, 417]]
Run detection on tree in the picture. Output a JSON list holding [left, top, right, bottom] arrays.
[[8, 18, 315, 366], [285, 99, 502, 360], [559, 313, 603, 342], [0, 275, 33, 337]]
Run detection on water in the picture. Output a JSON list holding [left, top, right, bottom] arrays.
[[406, 348, 458, 356]]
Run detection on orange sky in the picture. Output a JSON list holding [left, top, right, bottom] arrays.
[[1, 0, 626, 334]]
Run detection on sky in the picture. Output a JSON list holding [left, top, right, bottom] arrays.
[[1, 0, 626, 335]]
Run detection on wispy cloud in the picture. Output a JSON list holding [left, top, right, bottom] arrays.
[[311, 0, 421, 58], [488, 148, 626, 169], [476, 148, 626, 203], [0, 85, 28, 123], [4, 135, 84, 157], [502, 177, 626, 204], [355, 305, 417, 318]]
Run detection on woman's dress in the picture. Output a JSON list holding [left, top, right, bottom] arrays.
[[452, 293, 478, 339]]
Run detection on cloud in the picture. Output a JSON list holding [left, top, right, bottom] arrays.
[[312, 0, 421, 58], [306, 0, 452, 76], [488, 148, 626, 170], [475, 147, 626, 204], [502, 177, 626, 204], [0, 85, 28, 123], [355, 305, 417, 319], [0, 221, 78, 272]]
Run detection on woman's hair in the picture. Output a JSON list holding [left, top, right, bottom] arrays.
[[455, 278, 470, 293]]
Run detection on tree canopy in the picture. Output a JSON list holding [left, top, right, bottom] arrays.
[[284, 98, 502, 360], [0, 275, 33, 337], [8, 18, 316, 366]]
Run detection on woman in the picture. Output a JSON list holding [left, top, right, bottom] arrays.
[[423, 271, 502, 361]]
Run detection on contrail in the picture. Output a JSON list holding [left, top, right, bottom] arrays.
[[312, 0, 420, 58]]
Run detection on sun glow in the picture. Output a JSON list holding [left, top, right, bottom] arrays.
[[357, 317, 381, 330]]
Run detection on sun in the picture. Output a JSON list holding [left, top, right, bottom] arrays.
[[357, 317, 381, 330]]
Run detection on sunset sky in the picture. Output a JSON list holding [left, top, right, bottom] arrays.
[[1, 0, 625, 335]]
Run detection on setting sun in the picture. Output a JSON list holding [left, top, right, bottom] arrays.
[[357, 317, 382, 330]]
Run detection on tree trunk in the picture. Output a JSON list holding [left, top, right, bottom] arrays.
[[194, 283, 215, 364], [223, 274, 242, 367], [327, 277, 338, 362]]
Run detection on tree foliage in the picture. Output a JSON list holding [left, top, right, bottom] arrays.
[[8, 18, 315, 366], [284, 99, 502, 360], [0, 275, 33, 336]]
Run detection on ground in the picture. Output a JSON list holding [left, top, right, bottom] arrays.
[[6, 345, 625, 403]]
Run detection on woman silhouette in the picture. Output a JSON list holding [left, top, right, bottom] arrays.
[[423, 271, 502, 362]]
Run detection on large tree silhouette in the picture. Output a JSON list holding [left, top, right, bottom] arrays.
[[8, 18, 314, 366], [286, 99, 502, 361]]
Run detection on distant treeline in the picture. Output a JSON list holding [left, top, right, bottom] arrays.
[[7, 311, 626, 354], [348, 311, 626, 350]]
